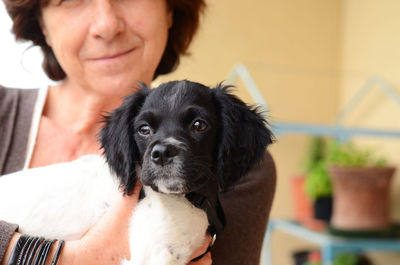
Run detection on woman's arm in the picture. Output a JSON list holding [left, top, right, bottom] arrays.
[[1, 182, 212, 265], [0, 221, 18, 263], [1, 183, 139, 265]]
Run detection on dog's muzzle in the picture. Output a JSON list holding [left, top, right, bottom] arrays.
[[140, 140, 188, 194], [150, 143, 179, 166]]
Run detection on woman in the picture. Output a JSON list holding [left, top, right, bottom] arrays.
[[0, 0, 276, 264]]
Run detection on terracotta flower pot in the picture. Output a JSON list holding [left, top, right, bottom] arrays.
[[328, 166, 395, 230], [291, 176, 328, 230], [291, 176, 313, 223]]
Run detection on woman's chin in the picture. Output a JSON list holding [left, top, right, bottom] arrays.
[[83, 75, 145, 97]]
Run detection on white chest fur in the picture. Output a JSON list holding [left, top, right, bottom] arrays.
[[0, 156, 209, 265], [123, 187, 209, 265], [0, 155, 120, 240]]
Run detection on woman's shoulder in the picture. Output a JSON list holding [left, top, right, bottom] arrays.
[[0, 86, 39, 121], [0, 85, 39, 104], [0, 86, 40, 175]]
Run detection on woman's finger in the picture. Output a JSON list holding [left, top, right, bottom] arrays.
[[129, 181, 142, 198], [120, 181, 142, 208], [188, 234, 212, 260]]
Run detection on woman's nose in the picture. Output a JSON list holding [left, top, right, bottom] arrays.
[[90, 0, 124, 41]]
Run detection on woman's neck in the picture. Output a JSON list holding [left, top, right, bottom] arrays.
[[28, 80, 142, 168], [44, 80, 134, 137]]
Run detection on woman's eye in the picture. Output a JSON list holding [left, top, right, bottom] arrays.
[[192, 120, 208, 132], [138, 125, 152, 136]]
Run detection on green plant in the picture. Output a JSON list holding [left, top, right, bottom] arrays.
[[304, 253, 364, 265], [303, 137, 332, 201], [302, 137, 327, 174], [305, 160, 332, 200], [326, 141, 388, 168], [333, 253, 359, 265], [303, 138, 388, 201]]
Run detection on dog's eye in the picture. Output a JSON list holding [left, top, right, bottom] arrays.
[[192, 120, 208, 132], [138, 125, 152, 136]]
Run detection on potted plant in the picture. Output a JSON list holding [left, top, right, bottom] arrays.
[[326, 141, 395, 231], [303, 137, 333, 223], [304, 160, 333, 222], [333, 253, 373, 265], [291, 137, 326, 224], [301, 252, 373, 265]]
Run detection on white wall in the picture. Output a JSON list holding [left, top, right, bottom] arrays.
[[0, 1, 51, 89]]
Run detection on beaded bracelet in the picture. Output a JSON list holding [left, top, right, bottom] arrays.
[[26, 237, 45, 265], [7, 235, 64, 265], [18, 236, 35, 265], [50, 240, 64, 265], [41, 240, 56, 265], [33, 239, 53, 265], [16, 236, 34, 265], [7, 235, 29, 265]]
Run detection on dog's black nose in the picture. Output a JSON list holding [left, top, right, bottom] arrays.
[[151, 144, 178, 166]]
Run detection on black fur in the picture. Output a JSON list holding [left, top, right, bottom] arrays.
[[212, 84, 274, 191], [100, 84, 150, 194], [100, 80, 274, 195]]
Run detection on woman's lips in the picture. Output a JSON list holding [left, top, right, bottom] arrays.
[[89, 48, 136, 63]]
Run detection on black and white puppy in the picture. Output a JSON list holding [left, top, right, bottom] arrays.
[[0, 80, 273, 265], [100, 80, 273, 264]]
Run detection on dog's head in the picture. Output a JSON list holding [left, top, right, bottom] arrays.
[[100, 80, 274, 195]]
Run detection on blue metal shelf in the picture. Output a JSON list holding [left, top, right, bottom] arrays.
[[227, 64, 400, 264], [272, 122, 400, 142], [263, 219, 400, 265], [227, 64, 400, 141]]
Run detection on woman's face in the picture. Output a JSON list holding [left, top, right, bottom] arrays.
[[41, 0, 172, 95]]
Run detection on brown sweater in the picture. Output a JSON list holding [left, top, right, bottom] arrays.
[[0, 86, 276, 265]]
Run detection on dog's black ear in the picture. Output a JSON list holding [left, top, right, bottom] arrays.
[[99, 84, 150, 195], [212, 84, 274, 191]]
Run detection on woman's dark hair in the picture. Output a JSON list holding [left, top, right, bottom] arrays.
[[3, 0, 206, 81]]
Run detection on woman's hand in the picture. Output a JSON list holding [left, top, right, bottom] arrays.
[[58, 182, 142, 265], [1, 182, 142, 265], [188, 234, 213, 265], [65, 182, 212, 265], [2, 181, 212, 265]]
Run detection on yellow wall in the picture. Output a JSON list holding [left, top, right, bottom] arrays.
[[159, 0, 340, 124], [158, 0, 400, 264], [338, 1, 400, 264], [339, 0, 400, 220], [158, 1, 341, 265]]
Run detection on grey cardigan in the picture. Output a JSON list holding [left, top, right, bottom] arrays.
[[0, 86, 38, 262], [0, 86, 276, 265]]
